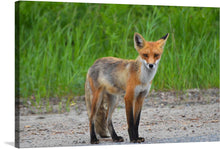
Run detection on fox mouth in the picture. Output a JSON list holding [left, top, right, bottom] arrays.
[[142, 60, 155, 70], [146, 63, 156, 70], [142, 58, 160, 70]]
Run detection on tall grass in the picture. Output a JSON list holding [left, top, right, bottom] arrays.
[[16, 2, 219, 103]]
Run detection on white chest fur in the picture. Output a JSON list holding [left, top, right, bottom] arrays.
[[140, 61, 158, 84], [134, 83, 151, 98], [134, 58, 159, 98]]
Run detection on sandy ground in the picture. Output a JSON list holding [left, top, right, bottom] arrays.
[[17, 89, 220, 148]]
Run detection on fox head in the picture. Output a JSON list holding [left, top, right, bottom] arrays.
[[134, 32, 169, 70]]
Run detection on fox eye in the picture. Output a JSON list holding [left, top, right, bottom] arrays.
[[143, 54, 148, 58], [154, 54, 159, 58]]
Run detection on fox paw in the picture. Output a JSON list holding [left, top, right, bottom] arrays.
[[113, 136, 124, 142], [130, 137, 145, 143], [137, 137, 145, 142], [91, 138, 99, 144]]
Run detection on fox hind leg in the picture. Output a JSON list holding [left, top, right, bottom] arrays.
[[89, 87, 104, 144], [106, 94, 124, 142]]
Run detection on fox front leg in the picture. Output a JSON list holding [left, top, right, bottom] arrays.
[[124, 90, 139, 142], [133, 91, 147, 143]]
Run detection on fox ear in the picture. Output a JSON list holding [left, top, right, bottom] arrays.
[[157, 33, 169, 49], [134, 32, 145, 50]]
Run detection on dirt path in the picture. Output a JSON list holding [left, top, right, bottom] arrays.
[[17, 89, 220, 148]]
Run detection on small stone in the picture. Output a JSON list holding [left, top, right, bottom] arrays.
[[27, 140, 32, 143], [24, 125, 31, 128], [82, 140, 86, 143], [36, 116, 45, 119], [171, 105, 175, 108]]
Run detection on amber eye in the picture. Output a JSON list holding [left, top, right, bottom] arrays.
[[143, 54, 148, 58], [154, 54, 159, 58]]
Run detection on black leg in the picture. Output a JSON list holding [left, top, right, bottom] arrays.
[[134, 110, 145, 142], [106, 93, 124, 142], [127, 109, 138, 142], [134, 110, 141, 137], [89, 87, 103, 144], [108, 120, 124, 142], [133, 92, 146, 143], [90, 122, 99, 144]]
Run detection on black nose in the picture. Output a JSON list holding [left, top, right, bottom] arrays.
[[149, 64, 154, 68]]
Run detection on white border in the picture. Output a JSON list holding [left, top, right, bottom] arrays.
[[0, 0, 219, 149]]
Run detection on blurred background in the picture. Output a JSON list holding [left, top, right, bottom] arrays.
[[16, 1, 219, 110]]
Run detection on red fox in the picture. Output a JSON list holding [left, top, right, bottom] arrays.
[[85, 32, 169, 144]]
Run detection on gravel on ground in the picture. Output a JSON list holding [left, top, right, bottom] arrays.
[[17, 89, 220, 148]]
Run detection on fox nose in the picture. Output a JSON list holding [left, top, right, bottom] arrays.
[[149, 64, 154, 69]]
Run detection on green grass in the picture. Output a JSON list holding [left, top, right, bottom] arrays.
[[16, 2, 219, 105]]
